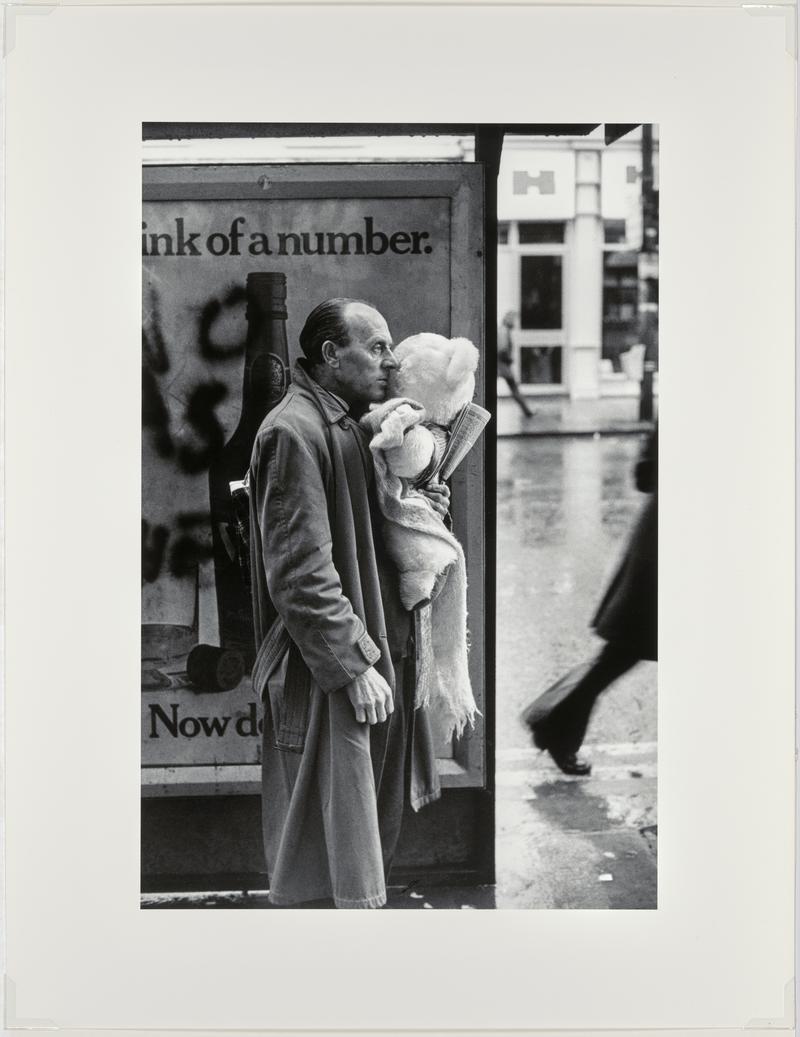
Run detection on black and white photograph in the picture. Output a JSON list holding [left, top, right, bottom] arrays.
[[140, 123, 659, 910]]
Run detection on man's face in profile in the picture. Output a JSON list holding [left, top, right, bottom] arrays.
[[335, 303, 397, 406]]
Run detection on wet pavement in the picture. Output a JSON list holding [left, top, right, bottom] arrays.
[[142, 434, 657, 911], [494, 434, 657, 908], [494, 743, 657, 909], [496, 434, 656, 750]]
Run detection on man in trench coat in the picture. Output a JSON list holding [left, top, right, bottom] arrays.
[[248, 298, 444, 908]]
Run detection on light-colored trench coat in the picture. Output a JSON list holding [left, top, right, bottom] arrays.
[[248, 361, 440, 908]]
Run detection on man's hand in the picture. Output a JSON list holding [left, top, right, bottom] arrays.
[[419, 479, 450, 519], [347, 666, 394, 724]]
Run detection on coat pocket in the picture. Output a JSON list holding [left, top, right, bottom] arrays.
[[269, 640, 312, 753], [253, 618, 312, 754], [252, 616, 292, 702]]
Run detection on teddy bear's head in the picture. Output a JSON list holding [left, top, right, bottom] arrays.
[[388, 333, 480, 426]]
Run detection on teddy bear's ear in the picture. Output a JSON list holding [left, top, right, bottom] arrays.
[[445, 338, 479, 386]]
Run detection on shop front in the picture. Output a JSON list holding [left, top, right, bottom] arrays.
[[496, 131, 658, 400]]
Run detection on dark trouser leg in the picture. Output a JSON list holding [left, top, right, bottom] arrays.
[[537, 641, 640, 755], [505, 375, 533, 417], [370, 656, 413, 878]]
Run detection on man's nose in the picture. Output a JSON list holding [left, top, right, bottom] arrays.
[[382, 349, 398, 369]]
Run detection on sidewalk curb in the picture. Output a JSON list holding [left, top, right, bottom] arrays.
[[498, 424, 653, 439]]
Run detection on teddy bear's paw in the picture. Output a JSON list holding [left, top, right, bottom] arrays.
[[384, 428, 435, 478], [372, 411, 406, 449]]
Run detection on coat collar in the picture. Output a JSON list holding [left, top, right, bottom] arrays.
[[292, 360, 350, 426]]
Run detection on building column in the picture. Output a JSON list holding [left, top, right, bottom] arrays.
[[566, 147, 604, 399]]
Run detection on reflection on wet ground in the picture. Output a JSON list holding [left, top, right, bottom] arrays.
[[495, 749, 657, 909]]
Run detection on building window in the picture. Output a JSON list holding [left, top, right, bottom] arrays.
[[602, 251, 639, 371], [520, 255, 562, 330], [604, 218, 627, 244], [518, 221, 565, 244], [520, 346, 562, 385], [497, 221, 510, 245]]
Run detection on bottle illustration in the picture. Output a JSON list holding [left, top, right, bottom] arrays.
[[198, 272, 290, 684]]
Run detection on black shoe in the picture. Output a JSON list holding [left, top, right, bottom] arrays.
[[525, 718, 592, 776], [546, 747, 592, 776]]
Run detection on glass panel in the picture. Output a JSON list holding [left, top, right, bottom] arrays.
[[519, 255, 562, 329], [604, 218, 626, 243], [602, 252, 639, 370], [520, 345, 562, 384], [497, 221, 509, 245], [518, 221, 565, 244]]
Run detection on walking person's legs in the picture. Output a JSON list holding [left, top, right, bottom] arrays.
[[504, 374, 534, 417], [522, 640, 640, 774]]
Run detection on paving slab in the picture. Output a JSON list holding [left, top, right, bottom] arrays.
[[494, 744, 657, 909]]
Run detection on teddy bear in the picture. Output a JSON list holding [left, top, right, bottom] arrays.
[[359, 332, 486, 741], [367, 333, 480, 487]]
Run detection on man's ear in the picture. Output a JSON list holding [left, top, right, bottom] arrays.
[[320, 339, 340, 368]]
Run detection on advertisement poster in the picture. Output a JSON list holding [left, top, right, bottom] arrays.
[[141, 164, 485, 789]]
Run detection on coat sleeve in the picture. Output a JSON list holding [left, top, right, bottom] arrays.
[[251, 421, 382, 693], [634, 425, 658, 494]]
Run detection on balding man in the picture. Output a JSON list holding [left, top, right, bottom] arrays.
[[248, 298, 445, 908]]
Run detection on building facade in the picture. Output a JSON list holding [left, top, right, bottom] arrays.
[[144, 126, 659, 402], [497, 128, 659, 400]]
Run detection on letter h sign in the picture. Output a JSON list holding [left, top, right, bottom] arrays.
[[512, 169, 556, 195]]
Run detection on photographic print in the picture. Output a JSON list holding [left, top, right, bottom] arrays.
[[5, 3, 793, 1030], [140, 123, 658, 910]]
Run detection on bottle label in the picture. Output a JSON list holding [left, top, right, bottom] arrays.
[[265, 353, 288, 400]]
